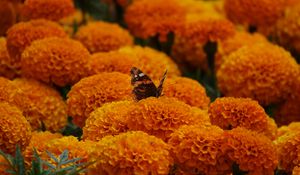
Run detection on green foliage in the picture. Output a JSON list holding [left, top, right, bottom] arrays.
[[0, 146, 92, 175], [61, 117, 83, 140]]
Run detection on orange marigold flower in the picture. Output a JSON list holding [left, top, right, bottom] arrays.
[[0, 1, 16, 36], [22, 0, 75, 21], [274, 70, 300, 125], [88, 131, 173, 175], [126, 97, 211, 141], [265, 117, 278, 141], [67, 72, 132, 127], [6, 19, 67, 70], [176, 14, 235, 46], [83, 101, 133, 141], [217, 43, 299, 106], [293, 166, 300, 175], [168, 125, 232, 175], [12, 78, 67, 132], [59, 10, 85, 36], [0, 102, 32, 154], [0, 37, 17, 79], [88, 51, 138, 75], [125, 0, 185, 42], [275, 3, 300, 54], [275, 131, 300, 173], [224, 0, 285, 27], [223, 127, 278, 174], [118, 46, 181, 80], [75, 21, 133, 53], [163, 76, 210, 109], [21, 37, 90, 86], [0, 77, 43, 128], [215, 31, 268, 71], [208, 97, 270, 136], [23, 131, 62, 166]]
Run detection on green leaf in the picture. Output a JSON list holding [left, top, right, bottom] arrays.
[[45, 151, 58, 164], [58, 150, 69, 165], [15, 145, 26, 175], [61, 158, 81, 165]]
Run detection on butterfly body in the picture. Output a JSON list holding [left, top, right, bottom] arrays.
[[130, 67, 167, 101]]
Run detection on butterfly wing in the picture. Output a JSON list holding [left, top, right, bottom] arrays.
[[130, 67, 158, 101], [156, 70, 168, 97]]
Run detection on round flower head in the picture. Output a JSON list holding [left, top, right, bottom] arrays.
[[21, 37, 90, 86], [118, 46, 181, 80], [172, 12, 235, 70], [6, 19, 67, 70], [168, 125, 231, 175], [22, 0, 75, 21], [0, 37, 17, 79], [75, 21, 133, 53], [88, 131, 173, 175], [265, 117, 278, 141], [0, 1, 16, 36], [223, 127, 278, 174], [12, 78, 67, 132], [208, 97, 270, 136], [67, 72, 132, 127], [215, 31, 268, 71], [23, 131, 62, 166], [275, 72, 300, 126], [0, 77, 43, 127], [276, 3, 300, 54], [0, 102, 32, 154], [163, 76, 210, 109], [275, 131, 300, 173], [83, 101, 133, 141], [88, 51, 139, 76], [217, 43, 299, 106], [126, 97, 211, 141], [125, 0, 185, 42], [224, 0, 285, 27]]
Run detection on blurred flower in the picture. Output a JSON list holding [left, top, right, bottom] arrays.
[[12, 78, 67, 132], [224, 0, 285, 27], [125, 0, 185, 42], [172, 11, 235, 70], [0, 1, 16, 36], [126, 97, 211, 141], [274, 71, 300, 125], [6, 19, 67, 71], [23, 131, 62, 166], [223, 127, 278, 174], [217, 43, 299, 106], [209, 97, 270, 137], [0, 77, 42, 128], [83, 101, 133, 141], [118, 46, 181, 80], [275, 130, 300, 173], [59, 9, 85, 36], [75, 21, 133, 53], [0, 102, 32, 154], [215, 31, 268, 71], [67, 72, 132, 127], [88, 131, 173, 175], [21, 37, 90, 86], [275, 3, 300, 54], [163, 76, 210, 109], [0, 37, 17, 79], [168, 125, 231, 175], [22, 0, 75, 21]]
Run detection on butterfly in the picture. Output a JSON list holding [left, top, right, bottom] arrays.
[[130, 67, 167, 101]]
